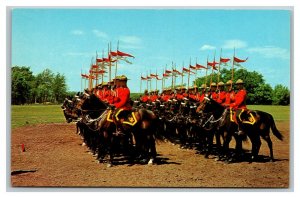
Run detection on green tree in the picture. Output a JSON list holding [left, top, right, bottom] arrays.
[[52, 73, 67, 103], [272, 85, 290, 105], [249, 83, 273, 105], [195, 68, 266, 104], [35, 69, 54, 103], [11, 66, 34, 104]]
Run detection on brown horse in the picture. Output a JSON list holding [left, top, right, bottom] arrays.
[[196, 97, 284, 162]]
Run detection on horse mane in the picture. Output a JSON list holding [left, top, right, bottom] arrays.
[[205, 98, 226, 118], [81, 94, 108, 111]]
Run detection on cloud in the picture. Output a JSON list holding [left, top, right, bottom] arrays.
[[247, 46, 290, 60], [119, 36, 142, 49], [70, 30, 84, 35], [200, 44, 216, 51], [92, 30, 109, 39], [222, 39, 247, 49]]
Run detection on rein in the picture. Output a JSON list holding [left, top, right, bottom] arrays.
[[83, 110, 108, 132], [202, 108, 227, 127], [81, 109, 108, 112]]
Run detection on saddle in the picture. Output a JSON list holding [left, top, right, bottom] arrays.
[[230, 108, 256, 125], [107, 109, 138, 126]]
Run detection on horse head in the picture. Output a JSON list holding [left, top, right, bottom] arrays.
[[61, 97, 80, 123]]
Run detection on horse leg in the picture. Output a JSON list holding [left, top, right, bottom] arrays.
[[250, 135, 261, 162], [220, 132, 232, 161], [106, 136, 115, 167], [148, 134, 157, 165], [262, 135, 274, 162], [204, 131, 214, 158]]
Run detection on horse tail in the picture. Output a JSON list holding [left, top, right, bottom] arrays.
[[270, 114, 283, 141]]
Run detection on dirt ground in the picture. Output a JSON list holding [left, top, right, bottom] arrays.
[[10, 122, 290, 188]]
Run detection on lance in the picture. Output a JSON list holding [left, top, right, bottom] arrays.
[[217, 48, 222, 89], [173, 63, 177, 89], [149, 69, 152, 91], [101, 50, 104, 84], [155, 69, 158, 91], [84, 74, 87, 90], [88, 57, 93, 90], [171, 62, 174, 90], [81, 68, 83, 92], [188, 58, 191, 90], [231, 47, 236, 82], [140, 73, 142, 93], [181, 61, 184, 87], [162, 68, 164, 91], [108, 43, 111, 83], [114, 40, 119, 81], [194, 58, 197, 92], [205, 55, 208, 86], [95, 51, 99, 86]]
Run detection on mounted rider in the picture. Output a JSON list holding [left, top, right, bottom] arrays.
[[188, 85, 199, 102], [229, 79, 248, 135], [150, 89, 159, 102], [140, 89, 150, 103], [199, 84, 207, 102], [160, 88, 172, 102], [222, 80, 235, 107], [209, 82, 218, 101], [216, 81, 226, 104], [110, 75, 134, 130], [97, 82, 110, 103]]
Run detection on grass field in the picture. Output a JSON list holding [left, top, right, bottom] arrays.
[[11, 105, 66, 129], [248, 105, 290, 122], [11, 104, 290, 129]]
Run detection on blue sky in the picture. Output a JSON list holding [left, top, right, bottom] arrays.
[[11, 9, 291, 93]]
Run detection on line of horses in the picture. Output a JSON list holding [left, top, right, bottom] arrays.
[[61, 91, 284, 167]]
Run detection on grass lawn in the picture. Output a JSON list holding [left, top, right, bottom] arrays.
[[11, 105, 66, 129], [248, 105, 290, 122]]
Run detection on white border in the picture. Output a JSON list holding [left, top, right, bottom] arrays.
[[1, 0, 298, 197]]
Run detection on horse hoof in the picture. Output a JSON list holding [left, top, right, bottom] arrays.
[[215, 157, 221, 161], [148, 159, 154, 165], [107, 163, 112, 168]]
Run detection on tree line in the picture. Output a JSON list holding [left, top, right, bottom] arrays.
[[194, 68, 290, 105], [12, 66, 69, 105], [12, 66, 290, 105]]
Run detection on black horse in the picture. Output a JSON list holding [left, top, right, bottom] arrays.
[[78, 93, 160, 166], [196, 97, 284, 162]]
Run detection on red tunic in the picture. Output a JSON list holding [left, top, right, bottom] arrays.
[[188, 94, 196, 101], [199, 92, 206, 102], [223, 90, 235, 106], [161, 94, 171, 102], [150, 94, 159, 102], [140, 95, 149, 103], [106, 90, 113, 104], [230, 89, 247, 110], [113, 87, 132, 110], [210, 91, 218, 101], [175, 93, 184, 101], [217, 91, 226, 104]]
